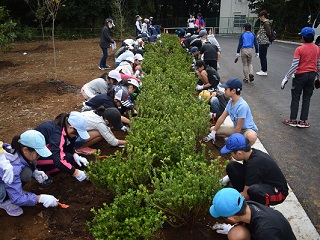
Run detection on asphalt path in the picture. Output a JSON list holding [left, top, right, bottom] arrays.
[[215, 35, 320, 233]]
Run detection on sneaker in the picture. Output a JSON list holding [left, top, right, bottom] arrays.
[[98, 66, 106, 70], [297, 121, 310, 128], [105, 65, 111, 69], [249, 74, 254, 82], [243, 78, 248, 83], [75, 147, 97, 155], [282, 119, 297, 127], [0, 200, 23, 216], [256, 70, 267, 76]]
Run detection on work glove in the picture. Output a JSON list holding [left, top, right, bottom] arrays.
[[315, 79, 320, 89], [219, 175, 230, 185], [0, 144, 14, 184], [32, 169, 48, 184], [74, 169, 87, 182], [111, 42, 116, 50], [281, 77, 288, 90], [211, 223, 233, 235], [255, 53, 259, 58], [202, 130, 216, 143], [73, 153, 89, 167], [236, 53, 240, 57], [121, 126, 129, 132], [38, 194, 59, 208], [196, 85, 203, 91]]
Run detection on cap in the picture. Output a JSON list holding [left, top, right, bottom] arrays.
[[189, 46, 199, 54], [127, 45, 134, 50], [144, 18, 149, 22], [141, 33, 148, 38], [127, 78, 140, 88], [199, 29, 207, 37], [103, 107, 123, 130], [299, 27, 315, 37], [243, 22, 251, 28], [220, 133, 250, 154], [20, 130, 52, 157], [108, 70, 121, 82], [123, 39, 134, 46], [68, 111, 90, 140], [149, 16, 153, 19], [209, 188, 245, 218], [220, 78, 242, 91], [134, 53, 144, 61], [194, 60, 205, 68], [198, 90, 211, 101], [126, 56, 134, 63], [186, 33, 191, 37], [105, 18, 115, 27]]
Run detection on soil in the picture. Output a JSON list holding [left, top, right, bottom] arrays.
[[0, 39, 228, 240]]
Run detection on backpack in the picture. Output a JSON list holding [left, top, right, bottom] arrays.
[[265, 21, 276, 43]]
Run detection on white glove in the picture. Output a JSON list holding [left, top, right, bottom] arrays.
[[202, 131, 216, 143], [255, 53, 259, 58], [0, 153, 14, 184], [281, 77, 288, 90], [32, 169, 48, 184], [38, 194, 59, 208], [73, 153, 89, 167], [236, 53, 240, 57], [121, 126, 129, 132], [211, 223, 234, 235], [196, 85, 203, 91], [74, 170, 87, 182], [217, 62, 220, 70], [111, 42, 116, 50]]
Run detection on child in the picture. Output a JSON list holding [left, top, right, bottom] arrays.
[[235, 22, 259, 82], [203, 78, 258, 146]]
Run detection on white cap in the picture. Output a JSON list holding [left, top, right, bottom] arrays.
[[127, 79, 140, 88], [126, 57, 134, 63], [127, 45, 134, 50], [123, 39, 134, 46], [108, 70, 122, 82], [134, 54, 144, 61], [68, 111, 90, 140]]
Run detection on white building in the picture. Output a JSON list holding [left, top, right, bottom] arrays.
[[219, 0, 257, 34]]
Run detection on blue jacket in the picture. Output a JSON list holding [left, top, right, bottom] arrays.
[[0, 145, 38, 206], [237, 31, 259, 54]]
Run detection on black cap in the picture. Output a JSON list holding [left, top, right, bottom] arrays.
[[103, 108, 123, 130], [194, 60, 205, 68]]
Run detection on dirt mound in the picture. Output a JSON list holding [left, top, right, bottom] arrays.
[[0, 60, 19, 69]]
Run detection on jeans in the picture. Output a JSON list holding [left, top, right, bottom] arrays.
[[210, 97, 223, 119], [99, 47, 108, 68], [259, 44, 269, 72], [290, 72, 316, 121]]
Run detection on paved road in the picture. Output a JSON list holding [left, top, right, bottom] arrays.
[[216, 35, 320, 233]]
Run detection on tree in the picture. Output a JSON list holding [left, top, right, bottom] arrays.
[[44, 0, 67, 79], [0, 6, 17, 53], [112, 0, 126, 40], [24, 0, 49, 41]]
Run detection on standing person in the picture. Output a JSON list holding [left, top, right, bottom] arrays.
[[220, 133, 289, 206], [99, 18, 115, 70], [236, 22, 259, 83], [187, 14, 195, 35], [281, 27, 320, 128], [194, 60, 220, 91], [34, 111, 90, 182], [141, 18, 149, 34], [209, 188, 296, 240], [135, 15, 142, 36], [202, 78, 258, 146], [195, 13, 205, 29], [256, 10, 271, 76], [0, 130, 59, 217]]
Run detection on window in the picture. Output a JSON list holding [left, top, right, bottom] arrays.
[[235, 0, 247, 3], [234, 15, 246, 27]]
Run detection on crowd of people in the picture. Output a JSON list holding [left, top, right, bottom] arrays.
[[1, 10, 320, 240]]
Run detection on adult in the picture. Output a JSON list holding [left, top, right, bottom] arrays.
[[194, 60, 220, 91], [80, 70, 121, 100], [135, 15, 142, 36], [34, 111, 90, 181], [256, 10, 271, 76], [187, 14, 195, 35], [236, 22, 259, 82], [99, 18, 115, 70], [203, 78, 258, 146], [0, 130, 59, 217], [221, 133, 289, 206], [281, 27, 320, 128], [209, 188, 296, 240], [200, 38, 220, 70]]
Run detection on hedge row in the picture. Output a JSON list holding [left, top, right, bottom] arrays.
[[87, 34, 227, 239]]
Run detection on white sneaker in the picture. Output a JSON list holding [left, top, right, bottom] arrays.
[[256, 70, 267, 76], [0, 200, 23, 216]]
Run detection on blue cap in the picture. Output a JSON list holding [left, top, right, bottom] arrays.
[[20, 130, 52, 157], [68, 111, 90, 140], [190, 46, 199, 54], [220, 78, 242, 91], [209, 188, 245, 218], [299, 27, 315, 37], [141, 33, 148, 38], [220, 133, 250, 154]]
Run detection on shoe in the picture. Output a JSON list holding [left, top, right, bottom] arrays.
[[243, 78, 248, 83], [297, 121, 310, 128], [282, 119, 297, 127], [256, 70, 267, 76], [98, 66, 106, 70], [249, 74, 254, 82], [75, 147, 97, 155], [0, 200, 23, 216], [105, 65, 111, 69]]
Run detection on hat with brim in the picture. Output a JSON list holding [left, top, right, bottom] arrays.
[[220, 133, 249, 154], [220, 78, 242, 91], [68, 111, 90, 140], [299, 27, 315, 37], [20, 130, 52, 157]]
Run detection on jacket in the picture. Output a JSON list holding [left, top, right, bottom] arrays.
[[100, 26, 114, 48]]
